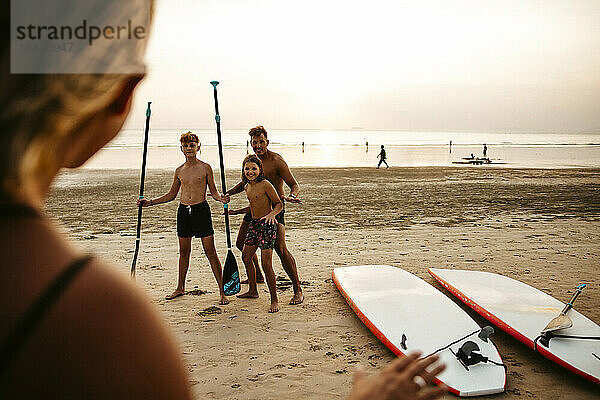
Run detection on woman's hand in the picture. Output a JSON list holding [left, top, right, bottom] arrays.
[[348, 353, 447, 400]]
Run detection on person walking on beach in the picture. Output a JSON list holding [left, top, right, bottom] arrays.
[[138, 132, 230, 305], [483, 143, 488, 158], [377, 145, 389, 168], [226, 125, 304, 305], [234, 155, 283, 313]]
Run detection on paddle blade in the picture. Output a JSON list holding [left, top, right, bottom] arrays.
[[542, 314, 573, 333], [222, 250, 240, 296]]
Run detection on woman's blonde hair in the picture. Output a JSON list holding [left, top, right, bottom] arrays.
[[0, 1, 152, 201]]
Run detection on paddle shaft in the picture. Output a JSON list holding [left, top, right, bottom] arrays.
[[130, 102, 152, 278], [559, 284, 586, 315], [211, 82, 233, 249]]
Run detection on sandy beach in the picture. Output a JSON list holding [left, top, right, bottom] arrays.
[[47, 166, 600, 399]]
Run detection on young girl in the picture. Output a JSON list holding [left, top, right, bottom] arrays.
[[236, 155, 283, 313]]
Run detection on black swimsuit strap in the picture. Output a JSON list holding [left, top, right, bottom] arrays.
[[0, 255, 93, 379]]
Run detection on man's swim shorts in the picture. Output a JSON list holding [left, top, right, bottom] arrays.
[[177, 201, 214, 238], [244, 218, 277, 249]]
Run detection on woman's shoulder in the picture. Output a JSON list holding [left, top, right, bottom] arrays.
[[1, 243, 191, 398]]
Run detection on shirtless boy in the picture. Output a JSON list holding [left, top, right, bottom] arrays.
[[138, 132, 230, 305], [227, 126, 304, 305], [236, 154, 283, 313]]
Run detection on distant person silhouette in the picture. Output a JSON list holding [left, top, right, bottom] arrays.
[[449, 140, 452, 153], [377, 145, 389, 168], [483, 143, 487, 158]]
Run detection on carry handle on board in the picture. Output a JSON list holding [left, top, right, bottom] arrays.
[[542, 284, 586, 333]]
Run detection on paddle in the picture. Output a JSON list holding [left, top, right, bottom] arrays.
[[210, 81, 241, 295], [542, 284, 586, 333], [130, 101, 152, 278]]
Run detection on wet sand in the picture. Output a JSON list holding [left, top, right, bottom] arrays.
[[47, 167, 600, 399]]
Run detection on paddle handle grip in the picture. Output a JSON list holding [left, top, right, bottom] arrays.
[[561, 284, 586, 315]]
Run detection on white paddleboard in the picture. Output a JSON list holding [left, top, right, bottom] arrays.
[[333, 265, 506, 396], [429, 268, 600, 385]]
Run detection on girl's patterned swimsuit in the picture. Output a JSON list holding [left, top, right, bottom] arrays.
[[244, 218, 277, 249]]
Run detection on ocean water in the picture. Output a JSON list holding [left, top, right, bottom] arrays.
[[83, 129, 600, 170]]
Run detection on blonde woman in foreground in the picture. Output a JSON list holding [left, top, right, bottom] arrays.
[[0, 1, 445, 399]]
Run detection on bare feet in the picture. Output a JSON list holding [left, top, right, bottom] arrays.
[[269, 301, 279, 313], [237, 290, 259, 299], [220, 295, 230, 305], [165, 290, 185, 300], [241, 277, 265, 284], [289, 290, 304, 305]]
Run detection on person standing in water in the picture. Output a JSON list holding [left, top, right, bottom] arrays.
[[377, 145, 389, 168], [483, 143, 487, 158]]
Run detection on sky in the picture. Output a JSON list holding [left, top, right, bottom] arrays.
[[125, 0, 600, 132]]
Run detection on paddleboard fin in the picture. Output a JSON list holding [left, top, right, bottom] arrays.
[[429, 326, 496, 357], [454, 340, 506, 370], [457, 341, 480, 361], [478, 326, 495, 343]]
